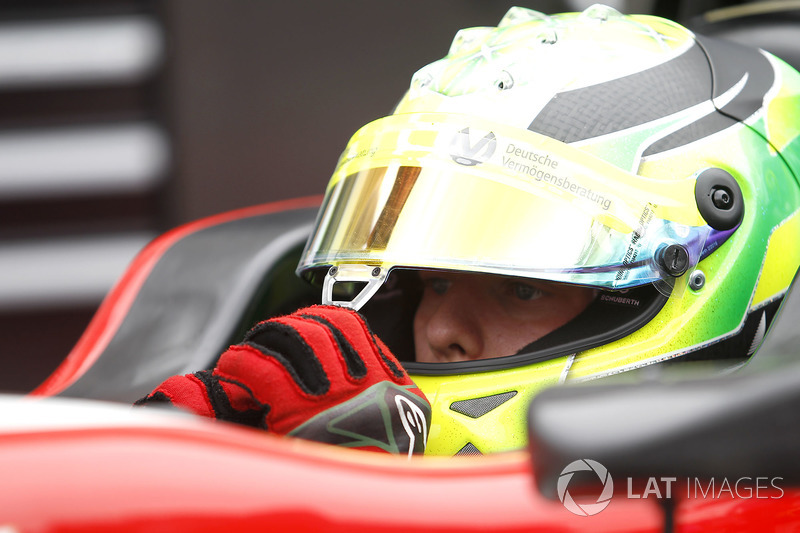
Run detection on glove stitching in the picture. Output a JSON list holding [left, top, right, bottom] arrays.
[[297, 314, 367, 380], [363, 323, 405, 380], [133, 390, 169, 406], [305, 305, 405, 380], [244, 321, 330, 396], [196, 370, 269, 429]]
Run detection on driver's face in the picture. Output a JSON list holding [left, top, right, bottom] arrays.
[[413, 271, 596, 363]]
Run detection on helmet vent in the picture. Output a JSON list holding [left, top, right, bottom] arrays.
[[498, 7, 549, 28], [537, 28, 558, 45], [450, 391, 517, 418], [494, 70, 514, 91], [580, 4, 623, 22], [454, 442, 483, 456]]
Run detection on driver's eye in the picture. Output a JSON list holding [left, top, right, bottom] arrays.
[[427, 278, 451, 295], [511, 282, 543, 301]]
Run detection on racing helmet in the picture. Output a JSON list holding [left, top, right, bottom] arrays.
[[297, 5, 800, 456]]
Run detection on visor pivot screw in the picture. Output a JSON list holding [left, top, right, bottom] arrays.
[[695, 168, 744, 230], [689, 270, 706, 291], [711, 187, 733, 210], [371, 267, 382, 277], [328, 266, 338, 277], [656, 244, 690, 277]]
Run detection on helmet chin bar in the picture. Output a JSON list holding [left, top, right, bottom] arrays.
[[322, 264, 388, 311]]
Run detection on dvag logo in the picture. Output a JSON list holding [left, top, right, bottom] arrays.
[[450, 127, 497, 166]]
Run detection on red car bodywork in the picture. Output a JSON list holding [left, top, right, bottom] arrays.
[[1, 197, 796, 532], [2, 396, 797, 532]]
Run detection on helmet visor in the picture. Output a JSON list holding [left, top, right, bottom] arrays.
[[298, 113, 709, 292]]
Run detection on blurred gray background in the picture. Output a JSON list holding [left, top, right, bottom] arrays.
[[0, 0, 735, 392]]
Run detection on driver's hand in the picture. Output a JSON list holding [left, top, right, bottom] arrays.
[[135, 305, 430, 455]]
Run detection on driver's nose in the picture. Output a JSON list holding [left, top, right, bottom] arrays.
[[417, 279, 485, 362]]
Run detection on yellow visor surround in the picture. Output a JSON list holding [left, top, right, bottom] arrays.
[[298, 113, 710, 308]]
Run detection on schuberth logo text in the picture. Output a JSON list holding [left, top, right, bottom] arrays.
[[450, 127, 497, 166]]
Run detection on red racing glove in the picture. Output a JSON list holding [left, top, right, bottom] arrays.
[[135, 305, 430, 455]]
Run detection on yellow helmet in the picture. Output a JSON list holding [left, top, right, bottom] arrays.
[[297, 6, 800, 455]]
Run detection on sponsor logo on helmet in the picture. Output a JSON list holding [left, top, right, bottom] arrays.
[[450, 127, 497, 166]]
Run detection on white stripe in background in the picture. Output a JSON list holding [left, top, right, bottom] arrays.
[[0, 123, 169, 199], [0, 15, 163, 89]]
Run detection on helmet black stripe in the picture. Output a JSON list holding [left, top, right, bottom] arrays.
[[528, 43, 710, 144]]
